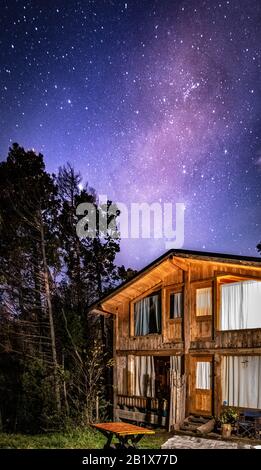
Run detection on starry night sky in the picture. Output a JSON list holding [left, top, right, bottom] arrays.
[[0, 0, 261, 268]]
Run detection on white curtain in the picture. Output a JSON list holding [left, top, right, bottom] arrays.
[[222, 356, 261, 409], [134, 294, 161, 336], [170, 292, 182, 318], [196, 361, 211, 389], [169, 356, 185, 430], [134, 297, 150, 336], [134, 356, 155, 397], [221, 280, 261, 330], [196, 287, 212, 316]]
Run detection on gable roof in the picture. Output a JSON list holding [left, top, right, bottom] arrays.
[[89, 249, 261, 313]]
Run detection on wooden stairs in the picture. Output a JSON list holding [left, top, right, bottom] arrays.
[[180, 415, 215, 435]]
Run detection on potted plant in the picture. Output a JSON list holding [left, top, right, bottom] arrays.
[[217, 407, 239, 438]]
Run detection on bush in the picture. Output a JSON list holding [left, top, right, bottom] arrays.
[[216, 406, 239, 426]]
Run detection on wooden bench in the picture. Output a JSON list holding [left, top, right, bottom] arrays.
[[92, 422, 155, 449]]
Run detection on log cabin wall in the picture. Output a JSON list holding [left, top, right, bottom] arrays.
[[112, 260, 261, 354], [115, 266, 184, 353], [189, 261, 261, 352], [98, 253, 261, 422]]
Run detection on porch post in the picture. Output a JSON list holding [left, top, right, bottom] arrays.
[[184, 266, 191, 417]]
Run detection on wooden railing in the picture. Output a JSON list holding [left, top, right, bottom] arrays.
[[215, 329, 261, 349], [116, 394, 168, 426], [117, 394, 167, 411]]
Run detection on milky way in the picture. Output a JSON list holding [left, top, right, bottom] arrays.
[[0, 0, 261, 268]]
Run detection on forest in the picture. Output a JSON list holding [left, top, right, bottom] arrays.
[[0, 143, 135, 434], [0, 144, 260, 440]]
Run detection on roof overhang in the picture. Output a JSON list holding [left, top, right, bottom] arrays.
[[88, 249, 261, 315]]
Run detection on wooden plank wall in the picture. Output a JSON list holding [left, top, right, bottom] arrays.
[[116, 267, 184, 353], [114, 260, 261, 354], [107, 257, 261, 420]]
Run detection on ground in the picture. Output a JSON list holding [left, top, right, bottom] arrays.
[[1, 429, 260, 449], [0, 428, 168, 449], [162, 435, 256, 449]]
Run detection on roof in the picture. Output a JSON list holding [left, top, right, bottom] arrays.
[[89, 249, 261, 312]]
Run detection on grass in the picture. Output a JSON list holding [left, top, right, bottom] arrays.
[[0, 427, 169, 449]]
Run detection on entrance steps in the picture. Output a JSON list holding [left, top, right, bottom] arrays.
[[180, 415, 214, 434]]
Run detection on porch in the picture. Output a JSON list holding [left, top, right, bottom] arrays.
[[116, 395, 168, 427], [115, 354, 185, 430]]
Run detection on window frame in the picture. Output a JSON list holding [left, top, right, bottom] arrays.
[[221, 354, 261, 409], [193, 281, 213, 322], [195, 360, 212, 391], [130, 289, 162, 338], [168, 287, 184, 322], [216, 274, 261, 332]]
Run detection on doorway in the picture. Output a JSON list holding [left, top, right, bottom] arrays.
[[190, 356, 213, 415]]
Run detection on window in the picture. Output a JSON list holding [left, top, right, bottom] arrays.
[[134, 293, 161, 336], [196, 287, 212, 316], [220, 280, 261, 330], [196, 361, 211, 390], [222, 356, 261, 409], [170, 292, 183, 319]]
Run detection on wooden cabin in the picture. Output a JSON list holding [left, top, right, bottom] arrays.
[[90, 249, 261, 430]]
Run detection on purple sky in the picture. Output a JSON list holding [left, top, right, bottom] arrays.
[[1, 0, 261, 268]]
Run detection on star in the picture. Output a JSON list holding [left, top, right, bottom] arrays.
[[0, 0, 260, 267]]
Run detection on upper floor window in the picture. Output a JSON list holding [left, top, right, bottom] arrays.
[[196, 287, 212, 317], [134, 292, 161, 336], [220, 280, 261, 330], [169, 291, 183, 319]]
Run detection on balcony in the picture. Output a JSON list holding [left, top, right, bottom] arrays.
[[215, 328, 261, 349]]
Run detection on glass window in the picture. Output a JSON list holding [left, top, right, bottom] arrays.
[[170, 292, 183, 319], [196, 361, 211, 390], [134, 293, 161, 336], [220, 280, 261, 330], [222, 356, 261, 408], [196, 287, 212, 316]]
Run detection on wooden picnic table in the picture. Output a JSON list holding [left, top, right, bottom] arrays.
[[92, 422, 155, 449]]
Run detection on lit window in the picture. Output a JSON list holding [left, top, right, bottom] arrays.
[[196, 287, 212, 316], [196, 361, 211, 390]]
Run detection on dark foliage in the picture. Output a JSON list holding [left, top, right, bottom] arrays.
[[0, 144, 127, 433]]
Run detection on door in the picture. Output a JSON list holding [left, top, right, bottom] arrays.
[[190, 356, 213, 416]]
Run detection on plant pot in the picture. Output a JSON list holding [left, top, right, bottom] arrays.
[[221, 423, 232, 438]]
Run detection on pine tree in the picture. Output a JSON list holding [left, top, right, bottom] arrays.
[[0, 144, 62, 422]]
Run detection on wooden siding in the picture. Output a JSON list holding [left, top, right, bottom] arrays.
[[215, 329, 261, 349], [101, 255, 261, 421], [109, 260, 261, 355], [117, 335, 183, 352], [189, 356, 213, 416]]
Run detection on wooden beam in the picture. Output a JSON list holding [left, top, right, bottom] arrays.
[[171, 257, 189, 272], [184, 266, 191, 417], [112, 316, 117, 420], [189, 348, 261, 355], [215, 271, 261, 282], [184, 268, 191, 354], [164, 282, 184, 289], [89, 307, 115, 317], [188, 257, 261, 269], [214, 353, 221, 417], [162, 287, 167, 343], [103, 298, 125, 309], [115, 349, 184, 356]]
